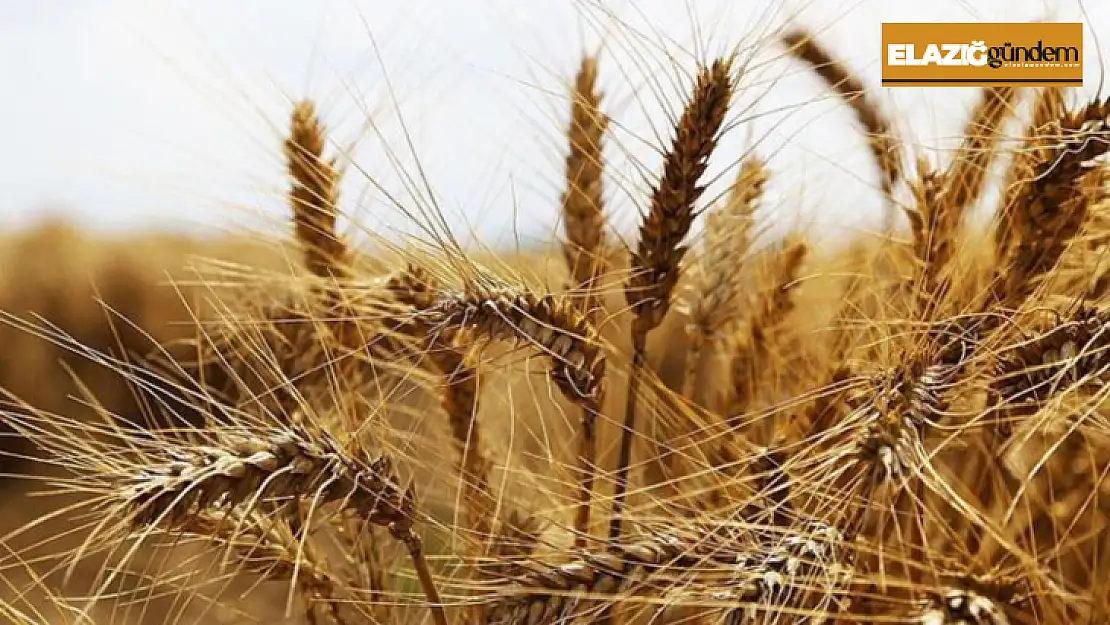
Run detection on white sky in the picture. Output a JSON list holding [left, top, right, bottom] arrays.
[[1, 0, 1109, 249]]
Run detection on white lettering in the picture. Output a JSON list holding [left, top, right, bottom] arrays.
[[941, 43, 961, 64], [967, 40, 988, 66], [888, 40, 991, 67], [906, 44, 923, 65], [888, 43, 907, 65], [921, 43, 944, 65]]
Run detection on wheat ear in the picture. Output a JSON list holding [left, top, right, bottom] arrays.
[[99, 424, 446, 625], [781, 29, 902, 224], [412, 276, 605, 546], [483, 519, 846, 625], [285, 100, 350, 281], [682, 155, 766, 402], [906, 88, 1017, 313], [728, 237, 808, 418], [990, 96, 1110, 311], [559, 56, 611, 549], [994, 305, 1110, 407], [562, 54, 609, 315], [844, 325, 977, 554], [993, 87, 1066, 264], [614, 57, 733, 542], [942, 87, 1017, 217], [916, 588, 1014, 625]]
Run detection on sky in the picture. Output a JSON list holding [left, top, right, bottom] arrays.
[[1, 0, 1109, 249]]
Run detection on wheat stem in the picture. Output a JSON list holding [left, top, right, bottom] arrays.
[[614, 57, 732, 542], [609, 330, 647, 543]]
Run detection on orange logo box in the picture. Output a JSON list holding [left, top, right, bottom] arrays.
[[881, 22, 1083, 87]]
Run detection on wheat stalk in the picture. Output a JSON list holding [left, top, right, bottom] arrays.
[[614, 57, 733, 542]]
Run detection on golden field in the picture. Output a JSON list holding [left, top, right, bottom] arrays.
[[2, 23, 1110, 625]]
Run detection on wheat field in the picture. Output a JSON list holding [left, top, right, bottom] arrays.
[[2, 9, 1110, 625]]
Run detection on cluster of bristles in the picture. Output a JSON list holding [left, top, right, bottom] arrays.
[[4, 24, 1110, 625]]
